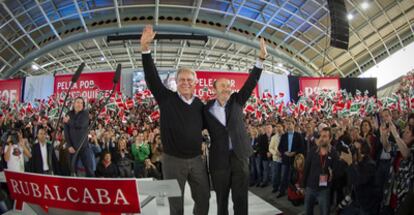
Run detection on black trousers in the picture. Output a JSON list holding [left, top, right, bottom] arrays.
[[211, 151, 249, 215]]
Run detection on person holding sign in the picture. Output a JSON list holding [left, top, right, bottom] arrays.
[[140, 25, 210, 215], [203, 38, 267, 215]]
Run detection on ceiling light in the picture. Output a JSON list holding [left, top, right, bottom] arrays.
[[347, 13, 354, 20], [31, 64, 39, 71], [277, 63, 283, 67], [100, 57, 105, 62], [361, 2, 369, 10]]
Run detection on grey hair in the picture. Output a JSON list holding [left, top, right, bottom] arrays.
[[175, 67, 197, 80]]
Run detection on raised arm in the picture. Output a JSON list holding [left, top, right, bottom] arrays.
[[235, 38, 267, 105], [141, 25, 170, 101]]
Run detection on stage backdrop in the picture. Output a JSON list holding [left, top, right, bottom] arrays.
[[195, 71, 259, 98], [132, 70, 260, 98], [0, 78, 23, 103], [54, 72, 121, 100], [299, 77, 340, 97], [289, 76, 377, 101], [24, 75, 54, 102], [258, 71, 290, 104]]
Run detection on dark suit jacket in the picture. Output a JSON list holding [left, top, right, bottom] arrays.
[[64, 110, 89, 150], [30, 141, 59, 174], [256, 133, 274, 159], [204, 66, 262, 171], [278, 132, 304, 165]]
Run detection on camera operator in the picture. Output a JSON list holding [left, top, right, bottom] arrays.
[[4, 130, 32, 172]]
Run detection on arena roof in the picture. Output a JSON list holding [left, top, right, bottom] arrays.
[[0, 0, 413, 78]]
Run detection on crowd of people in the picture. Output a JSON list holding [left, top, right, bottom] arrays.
[[0, 92, 413, 215], [246, 109, 414, 215], [0, 98, 165, 212]]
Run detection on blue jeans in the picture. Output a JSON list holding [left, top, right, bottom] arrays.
[[305, 187, 330, 215], [255, 157, 270, 185], [249, 156, 257, 184], [271, 161, 282, 191], [280, 164, 292, 194]]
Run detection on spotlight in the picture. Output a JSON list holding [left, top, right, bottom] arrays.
[[347, 13, 354, 20], [361, 2, 369, 10], [31, 64, 39, 71]]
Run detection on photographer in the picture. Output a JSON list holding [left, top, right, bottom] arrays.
[[339, 139, 378, 215], [4, 130, 32, 172]]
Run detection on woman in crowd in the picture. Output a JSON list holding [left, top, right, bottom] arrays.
[[360, 119, 379, 161], [113, 138, 133, 178], [95, 151, 119, 178], [287, 153, 305, 206], [382, 124, 414, 214], [149, 134, 163, 178]]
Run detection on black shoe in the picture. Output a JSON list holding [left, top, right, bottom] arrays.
[[276, 193, 285, 198], [256, 183, 261, 187], [271, 189, 278, 193], [249, 183, 256, 187], [260, 183, 268, 188]]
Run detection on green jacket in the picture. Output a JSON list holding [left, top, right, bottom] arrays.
[[131, 142, 150, 163]]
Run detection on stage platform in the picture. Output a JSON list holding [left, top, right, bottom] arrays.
[[157, 183, 283, 215]]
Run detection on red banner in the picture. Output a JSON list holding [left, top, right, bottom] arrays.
[[54, 72, 120, 100], [4, 170, 140, 213], [0, 79, 22, 103], [299, 77, 340, 97], [195, 71, 258, 98]]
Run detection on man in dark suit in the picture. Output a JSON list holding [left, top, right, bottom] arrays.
[[30, 128, 59, 174], [203, 38, 267, 215], [255, 124, 274, 187], [99, 130, 116, 158], [277, 118, 304, 198]]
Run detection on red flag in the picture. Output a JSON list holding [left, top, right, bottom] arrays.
[[255, 110, 262, 121], [244, 105, 255, 113], [143, 90, 152, 98], [125, 99, 134, 110], [278, 102, 284, 114], [345, 100, 352, 110], [26, 103, 34, 115], [116, 98, 124, 109], [149, 111, 160, 122]]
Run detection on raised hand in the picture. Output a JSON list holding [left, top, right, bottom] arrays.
[[380, 125, 389, 137], [389, 122, 399, 137], [259, 38, 268, 60], [141, 25, 156, 52]]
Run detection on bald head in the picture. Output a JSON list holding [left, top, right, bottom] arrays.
[[213, 78, 230, 89], [214, 78, 232, 105]]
